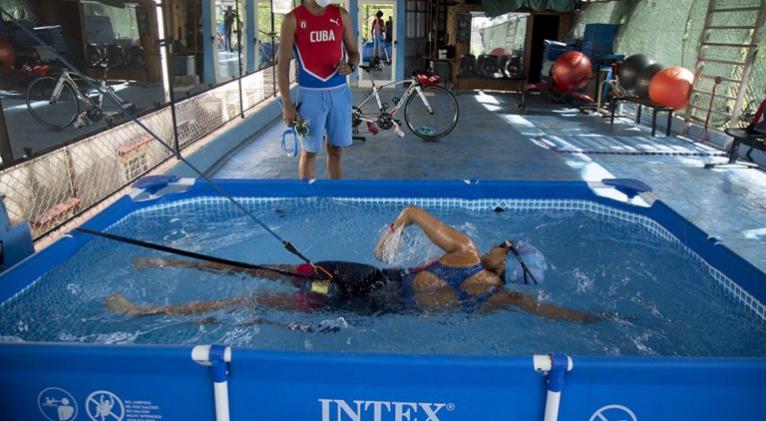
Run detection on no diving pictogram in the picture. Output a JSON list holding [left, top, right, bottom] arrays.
[[589, 404, 638, 421]]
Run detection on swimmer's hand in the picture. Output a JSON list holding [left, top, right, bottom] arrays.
[[288, 317, 348, 333], [600, 310, 639, 324], [374, 223, 403, 263]]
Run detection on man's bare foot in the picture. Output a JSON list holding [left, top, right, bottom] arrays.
[[105, 293, 146, 317]]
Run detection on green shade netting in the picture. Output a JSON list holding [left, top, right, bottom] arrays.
[[482, 0, 575, 18]]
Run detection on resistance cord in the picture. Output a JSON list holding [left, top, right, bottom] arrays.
[[0, 6, 329, 280]]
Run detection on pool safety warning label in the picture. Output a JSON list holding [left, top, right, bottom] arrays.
[[124, 400, 163, 420], [38, 387, 78, 421], [590, 404, 638, 421], [82, 389, 163, 421], [86, 390, 124, 421]]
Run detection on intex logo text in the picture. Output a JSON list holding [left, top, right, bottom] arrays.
[[318, 399, 454, 421]]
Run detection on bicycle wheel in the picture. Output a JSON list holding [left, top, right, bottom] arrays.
[[403, 85, 459, 140], [26, 76, 80, 129]]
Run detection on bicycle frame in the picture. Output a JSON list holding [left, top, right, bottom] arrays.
[[47, 70, 101, 109], [356, 74, 434, 121]]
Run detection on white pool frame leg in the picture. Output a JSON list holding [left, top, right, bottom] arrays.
[[533, 354, 573, 421], [193, 345, 233, 421]]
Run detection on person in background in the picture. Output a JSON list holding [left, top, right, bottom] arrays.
[[371, 10, 385, 60], [223, 6, 237, 52], [276, 0, 360, 179]]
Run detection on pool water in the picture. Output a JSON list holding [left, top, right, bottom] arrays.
[[1, 197, 765, 357]]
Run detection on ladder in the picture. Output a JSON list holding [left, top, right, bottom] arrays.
[[683, 0, 766, 129]]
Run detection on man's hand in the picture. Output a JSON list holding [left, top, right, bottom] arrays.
[[336, 61, 353, 76], [283, 102, 297, 125]]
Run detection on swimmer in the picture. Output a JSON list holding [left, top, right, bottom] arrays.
[[107, 206, 599, 323]]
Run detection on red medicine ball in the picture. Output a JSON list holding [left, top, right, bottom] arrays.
[[551, 51, 592, 92]]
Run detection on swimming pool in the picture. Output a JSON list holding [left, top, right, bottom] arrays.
[[1, 179, 765, 420]]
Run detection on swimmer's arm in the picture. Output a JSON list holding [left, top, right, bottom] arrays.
[[392, 206, 476, 255], [484, 289, 601, 323]]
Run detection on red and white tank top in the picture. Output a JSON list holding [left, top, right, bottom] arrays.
[[293, 4, 346, 89]]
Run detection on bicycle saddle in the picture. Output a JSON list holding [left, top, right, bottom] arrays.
[[412, 71, 440, 86], [360, 57, 382, 72]]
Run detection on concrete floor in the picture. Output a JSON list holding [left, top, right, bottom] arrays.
[[214, 90, 766, 274]]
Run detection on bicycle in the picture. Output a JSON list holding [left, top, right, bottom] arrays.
[[352, 58, 459, 141], [25, 44, 135, 130]]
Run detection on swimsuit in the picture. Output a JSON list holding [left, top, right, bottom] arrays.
[[295, 260, 498, 313]]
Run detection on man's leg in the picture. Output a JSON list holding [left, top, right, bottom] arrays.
[[326, 144, 342, 179], [294, 89, 328, 178], [324, 86, 353, 179], [299, 150, 317, 179]]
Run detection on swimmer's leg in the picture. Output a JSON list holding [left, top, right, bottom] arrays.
[[105, 293, 253, 317], [133, 258, 305, 287], [256, 291, 326, 312]]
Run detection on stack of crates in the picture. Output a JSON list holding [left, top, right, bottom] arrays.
[[541, 40, 572, 81], [580, 24, 619, 61]]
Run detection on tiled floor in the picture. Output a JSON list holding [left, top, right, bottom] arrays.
[[214, 90, 766, 273]]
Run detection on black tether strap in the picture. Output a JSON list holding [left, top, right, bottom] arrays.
[[75, 228, 310, 279], [0, 5, 316, 269]]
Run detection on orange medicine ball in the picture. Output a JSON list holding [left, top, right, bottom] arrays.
[[649, 66, 695, 110], [0, 37, 14, 72], [551, 51, 592, 92]]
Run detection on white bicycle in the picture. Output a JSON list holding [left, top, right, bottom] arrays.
[[352, 58, 459, 140], [25, 46, 135, 130]]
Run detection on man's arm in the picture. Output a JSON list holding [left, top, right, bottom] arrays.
[[338, 7, 360, 75], [277, 12, 297, 124]]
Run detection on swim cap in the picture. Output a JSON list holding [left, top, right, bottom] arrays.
[[504, 242, 547, 285]]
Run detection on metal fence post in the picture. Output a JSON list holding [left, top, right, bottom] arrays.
[[271, 0, 277, 97], [0, 99, 13, 166], [236, 0, 245, 118]]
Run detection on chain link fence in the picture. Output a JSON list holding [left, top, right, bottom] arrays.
[[580, 0, 764, 128], [0, 61, 291, 239]]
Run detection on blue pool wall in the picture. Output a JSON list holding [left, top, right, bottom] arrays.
[[1, 180, 765, 420]]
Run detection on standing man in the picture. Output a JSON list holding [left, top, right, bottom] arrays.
[[277, 0, 360, 179], [223, 6, 237, 52], [371, 10, 385, 60]]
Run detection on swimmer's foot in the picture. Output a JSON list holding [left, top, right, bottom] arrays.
[[194, 316, 221, 326], [105, 293, 150, 317], [133, 257, 168, 270]]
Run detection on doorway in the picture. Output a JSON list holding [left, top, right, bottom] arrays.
[[528, 14, 559, 83], [357, 0, 396, 87]]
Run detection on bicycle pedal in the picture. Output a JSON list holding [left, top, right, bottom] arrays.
[[73, 112, 89, 129]]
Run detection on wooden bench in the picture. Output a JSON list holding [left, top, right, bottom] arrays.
[[29, 197, 82, 231], [610, 96, 674, 137], [704, 128, 766, 169]]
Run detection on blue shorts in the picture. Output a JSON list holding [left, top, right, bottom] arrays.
[[296, 85, 352, 153]]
